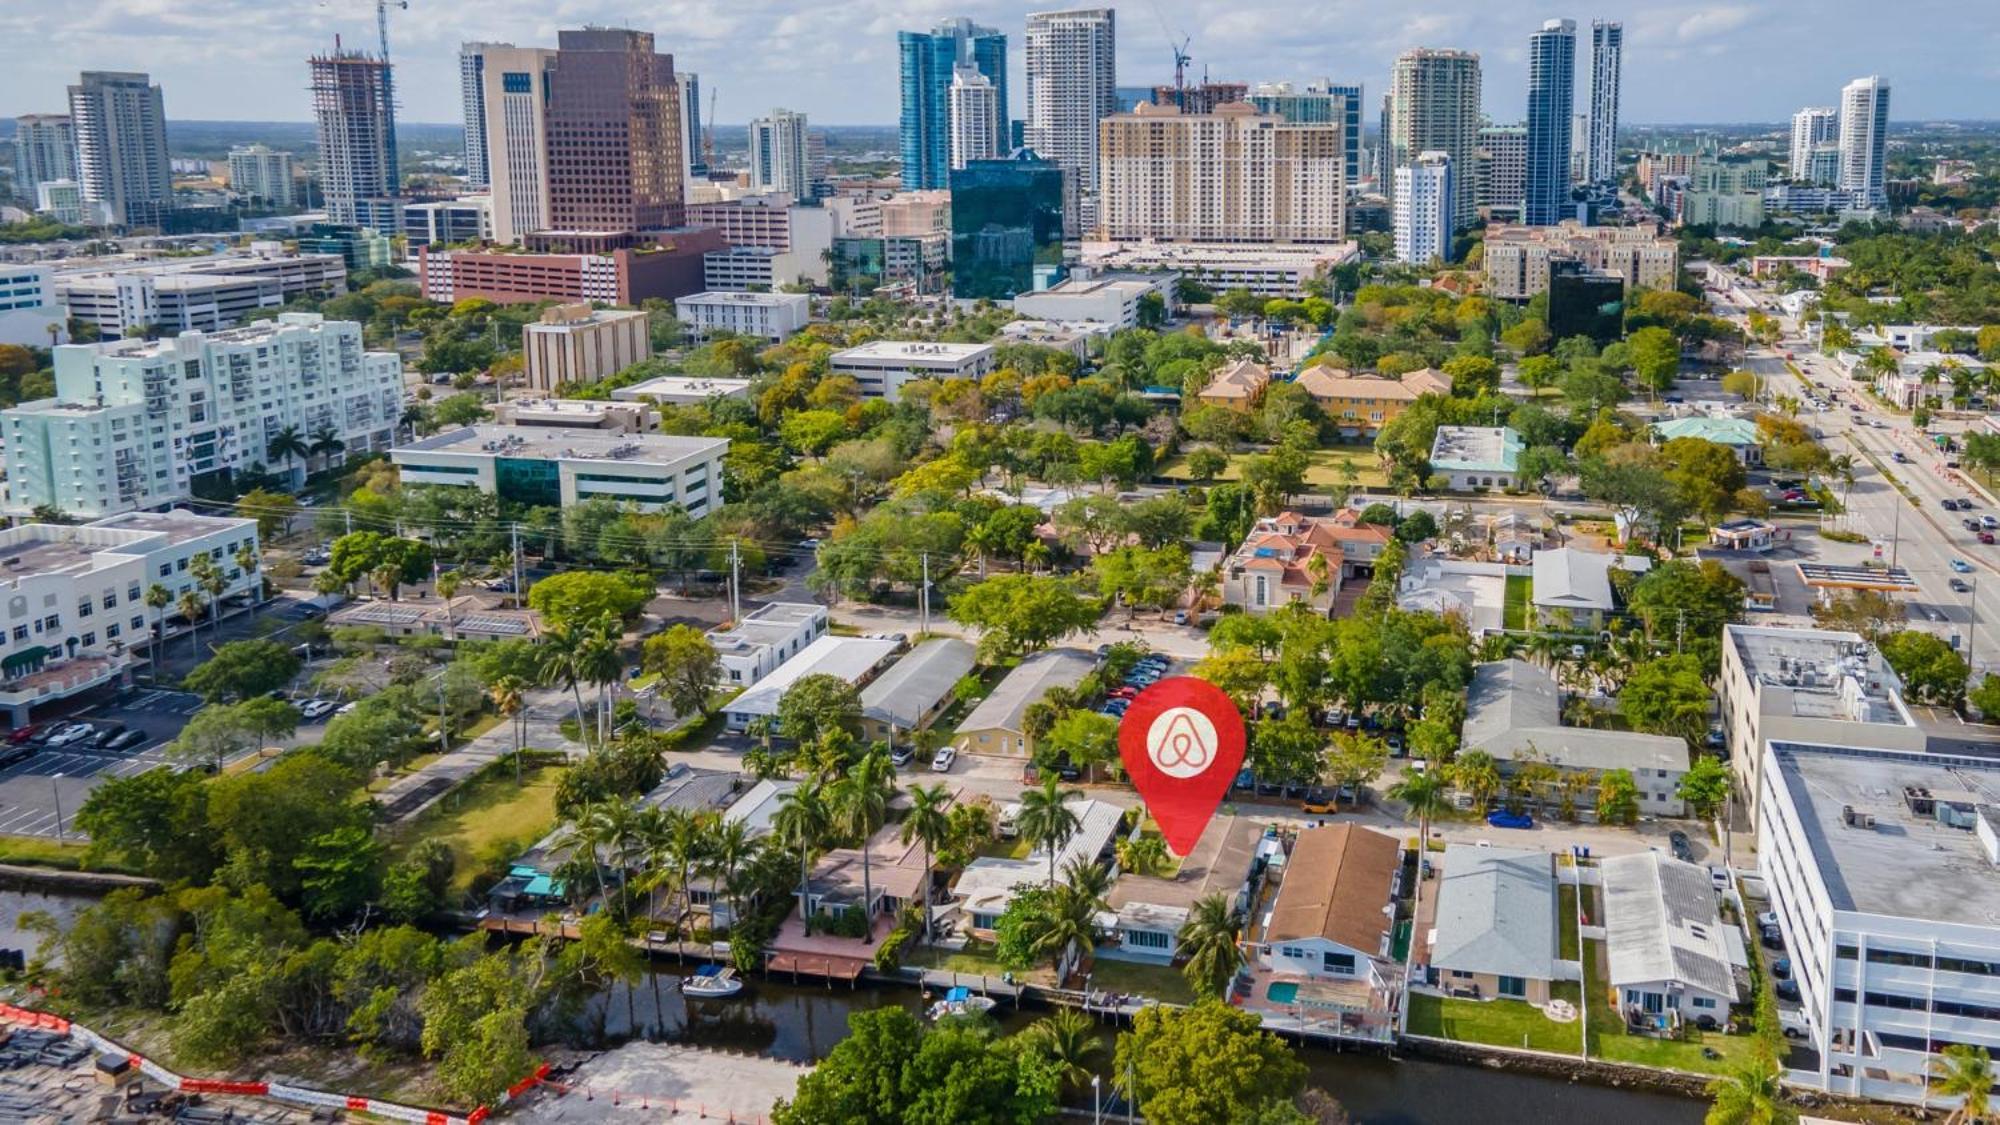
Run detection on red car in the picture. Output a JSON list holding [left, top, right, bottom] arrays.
[[5, 724, 37, 745], [1107, 686, 1140, 700], [1981, 532, 1995, 545]]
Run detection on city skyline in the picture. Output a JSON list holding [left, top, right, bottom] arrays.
[[0, 1, 1988, 128]]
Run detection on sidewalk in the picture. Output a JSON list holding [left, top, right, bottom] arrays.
[[375, 686, 577, 822]]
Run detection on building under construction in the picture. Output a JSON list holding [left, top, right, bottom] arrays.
[[309, 48, 400, 232]]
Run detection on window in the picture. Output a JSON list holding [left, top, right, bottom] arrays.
[[41, 616, 58, 631], [80, 632, 95, 647], [8, 626, 22, 641], [1125, 929, 1171, 950], [1323, 951, 1357, 975], [103, 593, 116, 610], [1691, 997, 1716, 1009], [1497, 976, 1527, 998]]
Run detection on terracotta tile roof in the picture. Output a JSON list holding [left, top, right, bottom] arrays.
[[1294, 364, 1453, 403], [1199, 357, 1273, 401], [1265, 824, 1403, 952]]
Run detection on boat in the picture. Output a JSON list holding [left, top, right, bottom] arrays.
[[682, 964, 744, 998], [926, 986, 998, 1021]]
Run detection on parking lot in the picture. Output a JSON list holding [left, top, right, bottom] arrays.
[[0, 688, 205, 839]]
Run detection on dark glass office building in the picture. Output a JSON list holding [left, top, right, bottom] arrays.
[[949, 151, 1065, 302], [1548, 265, 1625, 345]]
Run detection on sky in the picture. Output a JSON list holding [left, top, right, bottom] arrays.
[[1, 0, 1996, 128]]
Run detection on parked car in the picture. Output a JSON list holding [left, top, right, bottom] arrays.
[[888, 744, 914, 767], [1107, 686, 1139, 700], [1668, 830, 1694, 862], [6, 724, 38, 745], [1772, 957, 1792, 980], [1982, 515, 1998, 530], [1964, 518, 1981, 531], [28, 721, 73, 746], [101, 729, 147, 752], [1756, 910, 1778, 929], [48, 723, 95, 747], [1954, 578, 1973, 593], [1761, 925, 1785, 950], [930, 747, 957, 773], [1300, 789, 1338, 815], [1485, 809, 1534, 830], [88, 724, 126, 748], [1775, 980, 1801, 1002], [0, 743, 30, 768]]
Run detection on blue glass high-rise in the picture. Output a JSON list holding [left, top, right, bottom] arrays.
[[950, 151, 1065, 302], [1524, 18, 1577, 226], [898, 19, 1007, 190]]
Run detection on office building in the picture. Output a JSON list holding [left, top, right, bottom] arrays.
[[1838, 76, 1891, 207], [0, 266, 66, 348], [1477, 124, 1527, 214], [1584, 21, 1622, 185], [899, 18, 1008, 190], [35, 181, 84, 227], [521, 304, 651, 391], [414, 229, 725, 306], [1012, 271, 1174, 328], [67, 72, 171, 227], [1024, 7, 1116, 229], [227, 145, 295, 209], [1524, 20, 1577, 225], [0, 511, 261, 724], [881, 191, 951, 237], [545, 28, 684, 234], [1483, 221, 1679, 300], [480, 45, 557, 245], [748, 109, 812, 203], [392, 425, 727, 516], [296, 223, 393, 271], [674, 291, 811, 342], [949, 67, 1004, 170], [1546, 266, 1627, 345], [1790, 106, 1838, 183], [950, 151, 1066, 301], [458, 42, 502, 187], [609, 374, 751, 405], [53, 247, 347, 339], [1388, 49, 1481, 232], [1075, 240, 1357, 300], [677, 72, 706, 180], [1097, 103, 1345, 244], [401, 197, 492, 246], [309, 50, 399, 232], [828, 341, 997, 401], [13, 115, 77, 200], [1248, 82, 1363, 190], [1678, 157, 1768, 229], [4, 313, 401, 515], [1755, 740, 2000, 1108], [1394, 151, 1452, 265]]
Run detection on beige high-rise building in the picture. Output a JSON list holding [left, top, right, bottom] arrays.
[[1387, 48, 1481, 233], [480, 46, 557, 245], [1096, 102, 1345, 244], [1483, 221, 1678, 300], [521, 304, 651, 390]]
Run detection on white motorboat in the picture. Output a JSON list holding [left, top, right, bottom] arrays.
[[682, 964, 744, 998], [926, 986, 997, 1020]]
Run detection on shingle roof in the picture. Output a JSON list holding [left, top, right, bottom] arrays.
[[1264, 824, 1403, 953], [1431, 844, 1557, 981], [955, 648, 1096, 736], [861, 638, 976, 728], [1531, 547, 1650, 613], [1602, 852, 1739, 1001]]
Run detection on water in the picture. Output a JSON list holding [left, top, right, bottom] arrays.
[[0, 890, 1702, 1125]]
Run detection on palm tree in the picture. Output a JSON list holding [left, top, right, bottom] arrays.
[[1030, 878, 1101, 978], [489, 675, 526, 783], [233, 545, 262, 611], [1449, 750, 1502, 812], [1933, 1044, 1994, 1124], [435, 570, 461, 641], [567, 801, 621, 903], [664, 808, 711, 940], [1023, 1009, 1103, 1094], [1017, 775, 1083, 888], [901, 782, 952, 944], [708, 817, 756, 934], [1177, 892, 1245, 999], [1388, 767, 1451, 952], [307, 426, 346, 473], [144, 582, 173, 682], [266, 425, 310, 474], [832, 751, 897, 936], [538, 622, 593, 750], [773, 780, 830, 937], [578, 614, 626, 747], [176, 590, 208, 659], [1703, 1051, 1793, 1125]]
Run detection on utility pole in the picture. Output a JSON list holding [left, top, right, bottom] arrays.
[[729, 538, 742, 623], [919, 553, 930, 636], [344, 509, 352, 535], [511, 523, 524, 609], [1676, 610, 1686, 655], [1970, 573, 1980, 676]]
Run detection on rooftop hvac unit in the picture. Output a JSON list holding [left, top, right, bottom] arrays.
[[1841, 805, 1876, 829]]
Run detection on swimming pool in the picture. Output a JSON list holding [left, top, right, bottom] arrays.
[[1266, 981, 1300, 1004]]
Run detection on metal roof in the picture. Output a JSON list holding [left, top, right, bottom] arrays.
[[1601, 851, 1740, 1001], [861, 638, 977, 728], [955, 648, 1096, 736]]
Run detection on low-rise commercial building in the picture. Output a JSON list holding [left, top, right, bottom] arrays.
[[1651, 414, 1764, 465], [1463, 659, 1689, 818], [1483, 221, 1678, 300], [1073, 241, 1358, 301], [610, 375, 753, 405], [401, 197, 493, 246], [674, 291, 811, 342], [0, 265, 66, 348], [1427, 843, 1560, 1004], [721, 634, 900, 733], [491, 398, 654, 433], [521, 304, 651, 392], [953, 647, 1095, 758], [390, 425, 728, 517], [859, 637, 976, 747], [415, 229, 725, 306], [706, 602, 828, 688], [1429, 426, 1523, 490], [828, 341, 996, 401], [1010, 271, 1176, 329]]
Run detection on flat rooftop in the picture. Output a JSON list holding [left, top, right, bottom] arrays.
[[1770, 741, 2000, 927], [610, 375, 753, 402], [1077, 240, 1361, 266], [725, 634, 899, 718], [392, 424, 726, 464], [708, 602, 822, 655], [1727, 624, 1913, 727], [88, 509, 251, 546], [0, 535, 119, 577], [832, 340, 994, 362], [678, 290, 809, 306]]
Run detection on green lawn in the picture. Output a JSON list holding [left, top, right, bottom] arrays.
[[1558, 885, 1580, 960], [386, 760, 563, 897], [1406, 982, 1583, 1054], [1503, 575, 1533, 631], [1155, 447, 1388, 491], [1581, 937, 1758, 1076], [0, 835, 136, 874], [1086, 957, 1198, 1006]]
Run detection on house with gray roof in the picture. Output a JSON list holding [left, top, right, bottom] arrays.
[[1428, 843, 1559, 1003], [1601, 851, 1743, 1030], [1464, 659, 1690, 817], [1531, 547, 1650, 628], [1650, 414, 1764, 465], [860, 638, 976, 747], [953, 647, 1096, 758]]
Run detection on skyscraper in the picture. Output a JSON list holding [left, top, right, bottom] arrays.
[[13, 114, 77, 200], [1388, 49, 1481, 232], [748, 109, 812, 202], [1395, 151, 1453, 265], [1837, 76, 1891, 207], [1248, 81, 1364, 190], [1789, 107, 1838, 182], [458, 43, 503, 187], [1584, 21, 1622, 185], [1097, 103, 1345, 244], [308, 50, 400, 231], [678, 72, 706, 181], [1523, 19, 1577, 226], [228, 144, 295, 208], [480, 45, 556, 244], [950, 151, 1066, 301], [898, 18, 1007, 190], [544, 28, 684, 234], [1024, 7, 1115, 228], [1477, 124, 1528, 214], [67, 72, 170, 227], [949, 67, 1003, 171]]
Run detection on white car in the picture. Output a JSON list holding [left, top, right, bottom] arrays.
[[930, 747, 957, 773], [1756, 910, 1778, 929], [48, 723, 95, 747]]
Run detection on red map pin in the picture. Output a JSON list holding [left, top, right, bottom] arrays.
[[1117, 676, 1246, 856]]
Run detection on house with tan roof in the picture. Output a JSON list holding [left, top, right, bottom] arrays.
[[1295, 364, 1454, 436], [1220, 510, 1395, 615], [1105, 816, 1265, 964], [1259, 824, 1404, 984], [1196, 357, 1273, 412]]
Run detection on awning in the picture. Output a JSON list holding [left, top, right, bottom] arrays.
[[0, 646, 52, 676]]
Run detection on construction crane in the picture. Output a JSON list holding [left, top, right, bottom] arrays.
[[702, 87, 718, 169], [1150, 1, 1192, 104], [319, 0, 407, 61]]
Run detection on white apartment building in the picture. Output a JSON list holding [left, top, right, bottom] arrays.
[[53, 248, 348, 339], [4, 313, 403, 518], [828, 341, 997, 402], [13, 114, 77, 199], [1757, 740, 2000, 1109], [227, 144, 296, 209], [748, 109, 813, 203], [1838, 76, 1891, 207], [1394, 151, 1452, 265], [0, 510, 261, 724], [1790, 107, 1839, 183], [479, 45, 557, 245], [1023, 7, 1116, 232], [949, 66, 1003, 171], [1011, 271, 1176, 328], [1097, 103, 1346, 244], [1718, 624, 1925, 826], [1074, 241, 1356, 300], [674, 291, 811, 342], [1583, 21, 1622, 185], [706, 601, 828, 687], [1388, 48, 1482, 232], [0, 266, 66, 349], [391, 425, 728, 516], [457, 42, 502, 188], [36, 180, 85, 227]]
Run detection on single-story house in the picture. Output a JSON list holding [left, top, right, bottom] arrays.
[[721, 634, 900, 732], [1601, 852, 1743, 1027], [800, 820, 939, 925], [1531, 547, 1651, 629], [1105, 815, 1265, 963], [860, 637, 977, 746], [1429, 426, 1524, 491], [953, 648, 1096, 758], [1428, 843, 1559, 1004], [1650, 414, 1764, 466], [951, 798, 1123, 934], [1397, 559, 1511, 636], [1462, 659, 1690, 817], [722, 778, 799, 837], [1259, 824, 1404, 985], [1196, 357, 1272, 412]]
